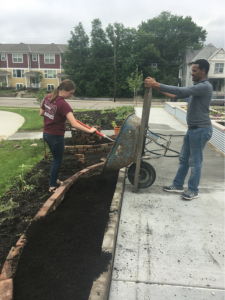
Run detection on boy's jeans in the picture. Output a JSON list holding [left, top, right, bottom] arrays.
[[173, 127, 213, 193], [43, 133, 65, 187]]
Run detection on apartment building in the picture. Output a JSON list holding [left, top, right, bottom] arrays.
[[0, 43, 68, 90]]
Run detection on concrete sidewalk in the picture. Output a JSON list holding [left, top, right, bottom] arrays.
[[109, 108, 225, 299], [0, 111, 25, 141]]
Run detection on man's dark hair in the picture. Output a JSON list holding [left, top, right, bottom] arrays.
[[193, 59, 210, 75]]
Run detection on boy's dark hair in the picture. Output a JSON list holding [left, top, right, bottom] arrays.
[[193, 59, 210, 75]]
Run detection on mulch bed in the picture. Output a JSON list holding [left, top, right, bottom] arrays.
[[0, 151, 109, 273], [13, 170, 118, 300]]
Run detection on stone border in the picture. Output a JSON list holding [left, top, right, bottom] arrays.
[[88, 168, 126, 300], [64, 142, 114, 154], [0, 162, 105, 299]]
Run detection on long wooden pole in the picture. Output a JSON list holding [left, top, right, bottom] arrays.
[[132, 87, 152, 193], [114, 36, 116, 102]]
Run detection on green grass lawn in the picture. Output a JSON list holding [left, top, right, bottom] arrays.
[[0, 107, 44, 131], [0, 139, 45, 201]]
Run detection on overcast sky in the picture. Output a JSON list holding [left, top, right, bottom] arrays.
[[1, 0, 224, 49]]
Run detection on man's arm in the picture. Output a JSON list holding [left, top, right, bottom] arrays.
[[145, 77, 205, 98], [144, 77, 175, 99]]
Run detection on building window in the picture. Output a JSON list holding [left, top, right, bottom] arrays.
[[150, 63, 157, 71], [13, 54, 23, 63], [1, 54, 6, 61], [32, 54, 37, 61], [13, 70, 25, 78], [44, 70, 56, 79], [44, 54, 55, 64], [214, 63, 224, 74], [47, 84, 55, 91], [212, 82, 221, 92]]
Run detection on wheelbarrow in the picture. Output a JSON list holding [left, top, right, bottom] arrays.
[[103, 88, 176, 192]]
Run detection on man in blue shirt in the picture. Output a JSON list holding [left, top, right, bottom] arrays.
[[145, 59, 213, 200]]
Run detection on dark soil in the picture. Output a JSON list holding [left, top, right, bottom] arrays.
[[217, 121, 225, 126], [14, 171, 118, 300], [0, 152, 109, 272]]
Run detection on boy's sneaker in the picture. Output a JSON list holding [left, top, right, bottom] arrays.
[[180, 190, 198, 200], [163, 185, 184, 193]]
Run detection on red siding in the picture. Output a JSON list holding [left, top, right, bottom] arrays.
[[30, 54, 39, 69], [40, 54, 60, 69], [0, 58, 7, 68], [8, 54, 28, 68]]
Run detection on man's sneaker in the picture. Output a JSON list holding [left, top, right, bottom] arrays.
[[163, 185, 184, 193], [180, 190, 198, 200]]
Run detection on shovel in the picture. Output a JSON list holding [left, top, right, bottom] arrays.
[[75, 120, 115, 142]]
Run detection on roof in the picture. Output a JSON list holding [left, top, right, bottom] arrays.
[[190, 44, 217, 62], [57, 72, 68, 77], [0, 43, 67, 54], [0, 71, 10, 76], [207, 47, 225, 61], [179, 44, 218, 68], [24, 71, 38, 77]]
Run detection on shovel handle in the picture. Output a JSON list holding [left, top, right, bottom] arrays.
[[75, 119, 104, 137]]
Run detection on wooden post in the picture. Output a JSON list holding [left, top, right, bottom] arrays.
[[114, 36, 116, 102], [132, 87, 152, 193]]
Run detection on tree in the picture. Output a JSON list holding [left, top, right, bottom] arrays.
[[126, 66, 143, 106], [34, 88, 46, 107], [35, 72, 43, 87], [63, 22, 90, 95], [139, 11, 207, 62]]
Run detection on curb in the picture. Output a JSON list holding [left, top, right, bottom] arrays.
[[88, 168, 126, 300], [0, 162, 105, 299]]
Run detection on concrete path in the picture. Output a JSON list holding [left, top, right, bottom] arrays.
[[0, 97, 164, 109], [109, 108, 225, 299], [0, 111, 24, 141]]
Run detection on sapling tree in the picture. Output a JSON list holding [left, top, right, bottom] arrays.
[[126, 66, 143, 106], [35, 72, 43, 87], [34, 87, 46, 107]]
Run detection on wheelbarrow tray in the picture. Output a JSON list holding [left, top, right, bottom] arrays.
[[104, 113, 141, 171]]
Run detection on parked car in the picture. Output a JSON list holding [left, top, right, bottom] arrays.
[[210, 95, 225, 106]]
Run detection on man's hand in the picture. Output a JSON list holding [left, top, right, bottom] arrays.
[[145, 77, 160, 90], [145, 77, 155, 87]]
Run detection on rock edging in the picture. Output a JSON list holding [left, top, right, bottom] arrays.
[[88, 167, 126, 300]]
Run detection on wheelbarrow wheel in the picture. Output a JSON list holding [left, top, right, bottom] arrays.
[[127, 161, 156, 188]]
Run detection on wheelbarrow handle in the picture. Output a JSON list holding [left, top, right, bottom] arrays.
[[75, 119, 104, 137]]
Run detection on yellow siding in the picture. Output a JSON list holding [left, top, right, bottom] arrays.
[[0, 69, 61, 88]]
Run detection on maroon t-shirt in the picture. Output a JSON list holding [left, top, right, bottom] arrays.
[[41, 95, 73, 136]]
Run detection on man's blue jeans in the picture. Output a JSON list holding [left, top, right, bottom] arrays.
[[173, 127, 213, 193], [43, 133, 65, 187]]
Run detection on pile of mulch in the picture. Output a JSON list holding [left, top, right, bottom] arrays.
[[14, 171, 118, 300], [0, 152, 109, 272]]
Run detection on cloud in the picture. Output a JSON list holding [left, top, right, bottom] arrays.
[[0, 0, 224, 49]]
